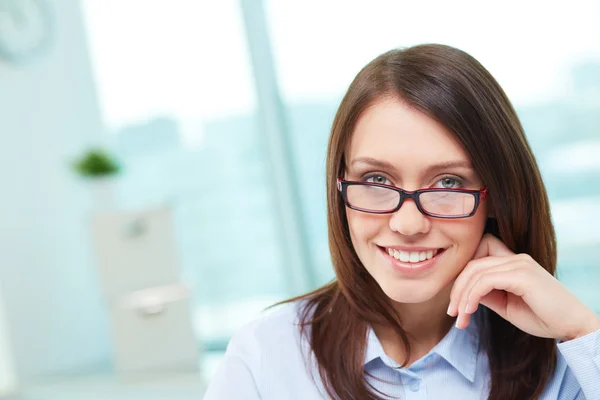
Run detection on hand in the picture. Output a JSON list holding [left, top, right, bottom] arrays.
[[447, 234, 600, 341]]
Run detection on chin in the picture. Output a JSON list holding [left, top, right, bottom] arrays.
[[378, 282, 442, 304]]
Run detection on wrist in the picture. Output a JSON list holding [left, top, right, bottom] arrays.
[[565, 315, 600, 341]]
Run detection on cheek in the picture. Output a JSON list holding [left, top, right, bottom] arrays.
[[440, 213, 488, 263], [346, 210, 384, 250]]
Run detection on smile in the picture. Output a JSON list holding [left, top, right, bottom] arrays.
[[385, 247, 439, 263], [377, 245, 447, 273]]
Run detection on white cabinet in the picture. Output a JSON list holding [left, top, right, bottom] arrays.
[[110, 284, 199, 375], [91, 207, 199, 375], [91, 207, 181, 296]]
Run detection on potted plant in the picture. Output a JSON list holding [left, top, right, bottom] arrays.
[[72, 148, 121, 210]]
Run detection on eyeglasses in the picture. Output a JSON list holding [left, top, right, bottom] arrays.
[[337, 178, 488, 219]]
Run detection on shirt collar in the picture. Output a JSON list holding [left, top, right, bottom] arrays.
[[364, 311, 481, 383]]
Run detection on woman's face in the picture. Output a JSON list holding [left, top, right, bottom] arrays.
[[344, 97, 489, 304]]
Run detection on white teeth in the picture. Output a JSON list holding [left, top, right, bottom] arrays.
[[399, 251, 410, 262], [386, 248, 442, 263]]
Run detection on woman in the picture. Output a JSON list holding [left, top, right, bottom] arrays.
[[204, 44, 600, 399]]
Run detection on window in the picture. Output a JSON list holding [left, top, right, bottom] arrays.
[[82, 0, 291, 346], [265, 0, 600, 311]]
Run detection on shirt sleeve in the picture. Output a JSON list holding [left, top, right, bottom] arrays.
[[203, 326, 262, 400], [557, 328, 600, 400]]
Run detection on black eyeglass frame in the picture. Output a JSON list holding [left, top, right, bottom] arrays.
[[337, 178, 488, 219]]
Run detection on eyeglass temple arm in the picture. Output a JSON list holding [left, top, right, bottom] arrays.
[[481, 187, 488, 201]]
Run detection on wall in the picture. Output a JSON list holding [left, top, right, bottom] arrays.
[[0, 0, 111, 382]]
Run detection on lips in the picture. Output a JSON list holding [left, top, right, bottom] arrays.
[[377, 245, 447, 273]]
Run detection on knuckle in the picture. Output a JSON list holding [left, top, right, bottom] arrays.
[[465, 259, 481, 270], [513, 268, 529, 280], [517, 253, 533, 263], [471, 269, 486, 282], [476, 273, 490, 287]]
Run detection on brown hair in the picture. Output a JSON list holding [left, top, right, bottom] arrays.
[[284, 44, 557, 400]]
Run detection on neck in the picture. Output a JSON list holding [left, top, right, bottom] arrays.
[[373, 285, 455, 366]]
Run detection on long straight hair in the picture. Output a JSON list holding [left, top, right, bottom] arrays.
[[284, 44, 557, 400]]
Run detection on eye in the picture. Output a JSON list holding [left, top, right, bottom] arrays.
[[434, 176, 463, 189], [363, 174, 391, 185]]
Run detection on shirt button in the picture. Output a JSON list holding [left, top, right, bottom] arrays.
[[409, 380, 420, 392]]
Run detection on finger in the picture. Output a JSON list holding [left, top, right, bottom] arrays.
[[459, 262, 520, 316], [456, 288, 508, 330], [449, 235, 522, 317], [473, 233, 515, 260], [456, 254, 543, 317], [455, 308, 471, 329], [454, 262, 519, 329], [463, 268, 529, 319], [448, 256, 514, 316], [478, 290, 508, 319]]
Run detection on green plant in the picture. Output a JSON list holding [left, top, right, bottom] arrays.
[[72, 148, 120, 178]]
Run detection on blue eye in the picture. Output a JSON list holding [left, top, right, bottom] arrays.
[[435, 177, 462, 189], [364, 175, 391, 185]]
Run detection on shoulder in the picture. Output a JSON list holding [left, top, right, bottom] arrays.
[[226, 300, 309, 362], [204, 302, 314, 400], [212, 300, 329, 399], [224, 300, 317, 388], [230, 300, 306, 341]]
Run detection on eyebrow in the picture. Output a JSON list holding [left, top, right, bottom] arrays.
[[349, 157, 473, 175]]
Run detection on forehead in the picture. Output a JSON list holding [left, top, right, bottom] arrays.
[[347, 98, 471, 170]]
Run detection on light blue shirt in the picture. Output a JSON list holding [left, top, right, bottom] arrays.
[[204, 302, 600, 399]]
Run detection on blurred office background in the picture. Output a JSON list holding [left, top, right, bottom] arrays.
[[0, 0, 599, 398]]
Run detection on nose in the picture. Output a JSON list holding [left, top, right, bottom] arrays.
[[388, 198, 431, 236]]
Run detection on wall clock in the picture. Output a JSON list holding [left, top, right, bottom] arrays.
[[0, 0, 52, 65]]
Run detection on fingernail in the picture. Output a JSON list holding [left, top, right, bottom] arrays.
[[464, 303, 470, 314], [447, 304, 452, 316]]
